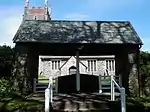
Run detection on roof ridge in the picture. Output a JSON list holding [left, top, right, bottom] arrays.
[[24, 20, 130, 23]]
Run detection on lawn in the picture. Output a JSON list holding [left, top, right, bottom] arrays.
[[0, 93, 44, 112], [0, 92, 150, 112], [38, 74, 56, 85]]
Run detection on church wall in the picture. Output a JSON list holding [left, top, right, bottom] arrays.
[[60, 57, 87, 76], [97, 59, 106, 75], [13, 43, 39, 93], [38, 55, 115, 78]]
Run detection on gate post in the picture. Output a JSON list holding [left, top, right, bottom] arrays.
[[98, 75, 102, 93], [120, 88, 126, 112], [76, 50, 80, 92], [45, 88, 50, 112], [33, 78, 36, 93]]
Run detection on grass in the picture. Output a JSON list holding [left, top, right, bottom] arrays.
[[38, 75, 56, 84], [101, 77, 111, 85], [0, 93, 44, 112], [38, 75, 49, 83], [0, 92, 150, 112]]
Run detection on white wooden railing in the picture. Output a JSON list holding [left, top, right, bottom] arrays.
[[43, 69, 126, 112], [33, 78, 48, 93], [33, 78, 58, 93], [101, 69, 126, 112], [98, 68, 119, 93], [111, 75, 126, 112], [98, 75, 119, 93]]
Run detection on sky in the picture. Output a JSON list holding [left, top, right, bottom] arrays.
[[0, 0, 150, 51]]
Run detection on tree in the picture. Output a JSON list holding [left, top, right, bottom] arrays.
[[140, 51, 150, 95], [0, 45, 14, 95], [0, 45, 14, 77]]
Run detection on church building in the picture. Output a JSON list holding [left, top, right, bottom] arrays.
[[22, 0, 115, 78], [13, 0, 142, 95]]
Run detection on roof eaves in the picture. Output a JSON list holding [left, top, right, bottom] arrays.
[[128, 21, 143, 45], [13, 20, 25, 43]]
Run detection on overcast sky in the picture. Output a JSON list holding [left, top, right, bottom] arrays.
[[0, 0, 150, 51]]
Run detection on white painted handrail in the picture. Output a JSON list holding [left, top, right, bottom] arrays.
[[111, 75, 126, 112], [98, 68, 118, 93], [45, 76, 53, 112], [112, 78, 121, 90]]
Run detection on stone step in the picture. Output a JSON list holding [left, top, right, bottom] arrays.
[[52, 101, 110, 111], [52, 108, 110, 112], [51, 93, 120, 112], [27, 93, 120, 112]]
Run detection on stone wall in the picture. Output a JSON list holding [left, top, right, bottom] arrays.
[[115, 50, 140, 96], [13, 44, 39, 94], [60, 56, 87, 76], [38, 56, 115, 78], [42, 60, 51, 77], [128, 52, 139, 96]]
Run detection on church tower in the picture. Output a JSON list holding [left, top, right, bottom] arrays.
[[23, 0, 51, 21]]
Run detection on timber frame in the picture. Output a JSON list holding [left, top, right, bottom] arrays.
[[13, 20, 143, 95]]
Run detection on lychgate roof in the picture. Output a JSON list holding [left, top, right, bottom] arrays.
[[13, 20, 142, 44]]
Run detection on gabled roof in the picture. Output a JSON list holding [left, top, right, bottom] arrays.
[[59, 56, 87, 70], [13, 20, 143, 44]]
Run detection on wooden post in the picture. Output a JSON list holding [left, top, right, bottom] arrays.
[[55, 77, 58, 93], [120, 88, 126, 112], [115, 53, 129, 95], [119, 74, 122, 87], [98, 75, 102, 93], [45, 88, 50, 112], [111, 75, 115, 101], [76, 50, 80, 92], [33, 78, 37, 93]]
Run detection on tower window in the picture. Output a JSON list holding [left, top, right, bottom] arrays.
[[34, 16, 37, 20]]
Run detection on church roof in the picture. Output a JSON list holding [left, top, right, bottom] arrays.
[[13, 20, 142, 44]]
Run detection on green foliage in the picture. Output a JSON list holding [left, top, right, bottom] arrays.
[[0, 94, 44, 112], [0, 77, 13, 96], [127, 96, 150, 111], [140, 51, 150, 95], [0, 45, 14, 77], [0, 45, 14, 96]]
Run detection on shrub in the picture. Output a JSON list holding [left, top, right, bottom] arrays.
[[0, 77, 13, 96]]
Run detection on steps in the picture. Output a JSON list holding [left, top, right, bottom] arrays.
[[28, 93, 120, 112], [52, 93, 120, 112]]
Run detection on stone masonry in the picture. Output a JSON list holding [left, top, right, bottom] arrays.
[[38, 55, 115, 78]]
